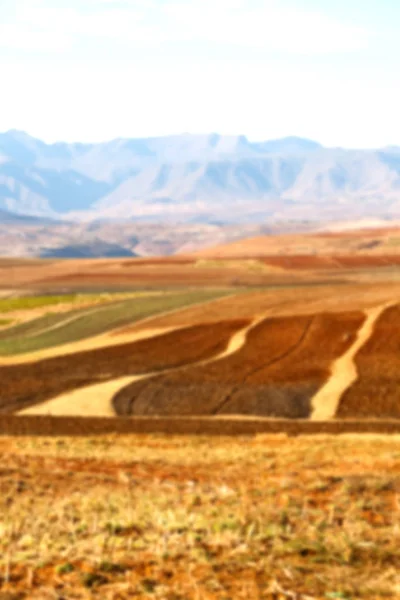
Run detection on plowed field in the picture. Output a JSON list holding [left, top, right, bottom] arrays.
[[113, 311, 364, 418], [0, 320, 247, 413], [123, 282, 400, 332], [337, 305, 400, 418]]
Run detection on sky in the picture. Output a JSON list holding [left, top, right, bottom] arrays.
[[0, 0, 399, 147]]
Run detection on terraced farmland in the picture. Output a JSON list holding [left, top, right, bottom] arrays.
[[1, 261, 400, 430], [113, 311, 364, 418], [0, 289, 230, 356], [0, 319, 247, 413], [337, 304, 400, 418]]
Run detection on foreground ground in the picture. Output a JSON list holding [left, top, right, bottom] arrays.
[[1, 433, 400, 599]]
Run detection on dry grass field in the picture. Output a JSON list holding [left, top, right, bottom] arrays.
[[2, 433, 400, 599]]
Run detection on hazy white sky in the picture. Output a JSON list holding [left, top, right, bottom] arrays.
[[0, 0, 399, 147]]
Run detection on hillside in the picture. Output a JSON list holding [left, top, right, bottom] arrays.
[[2, 130, 400, 224], [0, 221, 275, 258], [195, 225, 400, 258]]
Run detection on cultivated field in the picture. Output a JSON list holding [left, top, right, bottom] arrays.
[[113, 311, 364, 418], [1, 253, 400, 426], [0, 320, 247, 413], [0, 289, 230, 356], [338, 304, 400, 419], [3, 230, 400, 598]]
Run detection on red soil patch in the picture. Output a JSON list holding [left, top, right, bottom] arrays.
[[0, 320, 247, 413], [113, 311, 364, 418], [29, 267, 294, 289], [261, 255, 339, 269], [337, 304, 400, 418], [260, 254, 400, 270]]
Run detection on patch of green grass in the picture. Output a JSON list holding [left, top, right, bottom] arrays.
[[0, 318, 14, 327], [0, 307, 92, 342], [0, 291, 152, 316], [0, 294, 84, 313], [55, 562, 75, 575], [0, 289, 231, 356]]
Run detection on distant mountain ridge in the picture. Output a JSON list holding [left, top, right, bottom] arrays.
[[1, 130, 400, 224]]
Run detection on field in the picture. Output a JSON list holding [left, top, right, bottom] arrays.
[[0, 320, 247, 413], [113, 311, 364, 418], [2, 433, 400, 598], [337, 305, 400, 419], [3, 229, 400, 597], [0, 289, 231, 356], [1, 258, 400, 423]]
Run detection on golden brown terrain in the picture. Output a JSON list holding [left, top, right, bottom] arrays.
[[2, 433, 400, 599], [4, 225, 400, 294], [3, 228, 400, 598], [1, 225, 400, 425], [1, 236, 400, 426]]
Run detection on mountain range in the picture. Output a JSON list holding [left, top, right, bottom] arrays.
[[2, 130, 400, 225]]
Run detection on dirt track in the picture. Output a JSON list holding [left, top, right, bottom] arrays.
[[19, 375, 147, 417], [311, 302, 394, 420]]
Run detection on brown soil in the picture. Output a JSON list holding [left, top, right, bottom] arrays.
[[260, 254, 400, 270], [195, 226, 400, 258], [19, 317, 262, 416], [113, 311, 364, 418], [337, 304, 400, 418], [311, 304, 391, 420], [5, 247, 400, 295], [2, 260, 307, 291], [4, 415, 400, 436], [124, 282, 400, 332], [0, 320, 247, 413]]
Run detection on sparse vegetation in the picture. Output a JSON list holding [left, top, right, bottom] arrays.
[[0, 434, 400, 598], [0, 292, 118, 313]]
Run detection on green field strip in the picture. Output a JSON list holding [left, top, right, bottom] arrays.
[[0, 294, 88, 313], [0, 292, 158, 342], [0, 289, 231, 356]]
